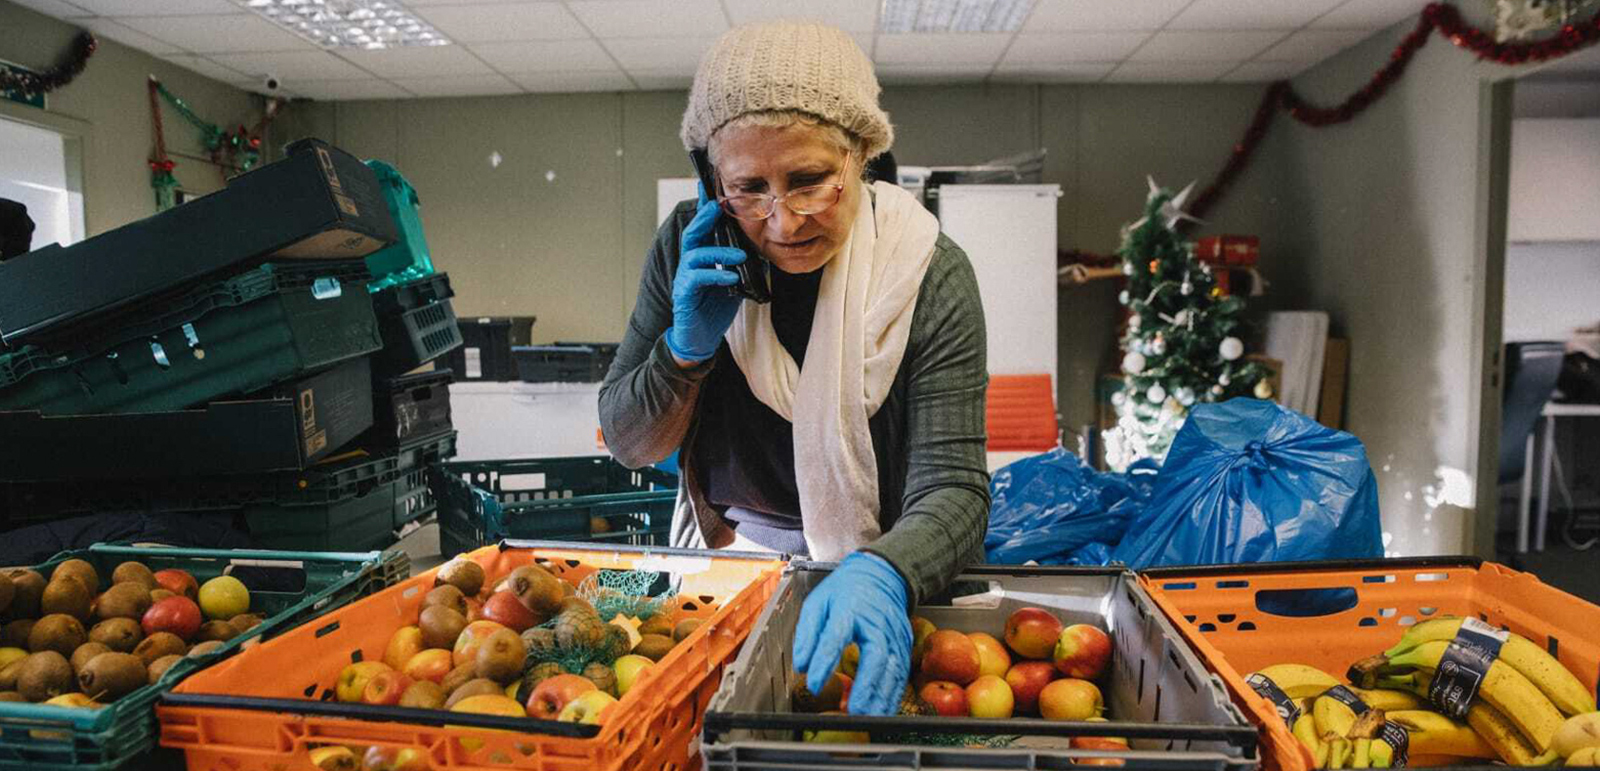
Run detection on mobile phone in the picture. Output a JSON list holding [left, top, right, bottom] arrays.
[[689, 149, 771, 304]]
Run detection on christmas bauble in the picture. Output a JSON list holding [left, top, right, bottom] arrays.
[[1111, 391, 1126, 407], [1219, 372, 1231, 387], [1121, 351, 1146, 375], [1211, 385, 1224, 397], [1149, 336, 1166, 356], [1173, 310, 1190, 326], [1121, 262, 1134, 276], [1118, 290, 1130, 306], [1175, 387, 1195, 406], [1180, 281, 1193, 296], [1220, 337, 1244, 361], [1128, 314, 1141, 331], [1146, 384, 1166, 403], [1254, 379, 1274, 399]]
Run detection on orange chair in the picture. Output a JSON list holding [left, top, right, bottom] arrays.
[[986, 374, 1059, 452]]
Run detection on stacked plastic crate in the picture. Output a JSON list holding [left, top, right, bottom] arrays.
[[0, 139, 462, 563]]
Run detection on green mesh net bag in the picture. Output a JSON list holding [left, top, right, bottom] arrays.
[[520, 568, 678, 679]]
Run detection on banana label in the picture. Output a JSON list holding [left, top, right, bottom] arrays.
[[1427, 617, 1509, 719], [1324, 685, 1372, 715], [1376, 721, 1410, 767], [1247, 673, 1302, 726]]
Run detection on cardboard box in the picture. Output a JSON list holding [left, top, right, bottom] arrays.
[[1196, 235, 1259, 267], [0, 138, 397, 345]]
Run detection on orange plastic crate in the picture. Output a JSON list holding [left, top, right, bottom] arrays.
[[1138, 558, 1600, 771], [158, 540, 785, 771]]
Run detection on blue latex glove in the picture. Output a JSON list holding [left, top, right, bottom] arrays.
[[665, 184, 746, 363], [792, 552, 913, 716]]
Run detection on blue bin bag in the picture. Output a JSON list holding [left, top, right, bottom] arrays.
[[985, 448, 1156, 564], [1111, 398, 1382, 570]]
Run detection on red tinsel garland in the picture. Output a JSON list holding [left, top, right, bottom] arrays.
[[0, 32, 97, 96]]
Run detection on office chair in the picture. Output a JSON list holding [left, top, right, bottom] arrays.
[[1500, 341, 1566, 553]]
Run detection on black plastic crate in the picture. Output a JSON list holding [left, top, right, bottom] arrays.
[[369, 368, 452, 446], [444, 315, 535, 381], [370, 272, 462, 379], [512, 342, 618, 383]]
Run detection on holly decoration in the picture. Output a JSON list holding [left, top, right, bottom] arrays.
[[147, 77, 281, 210]]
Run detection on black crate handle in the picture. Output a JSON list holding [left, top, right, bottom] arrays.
[[702, 711, 1258, 753], [159, 693, 600, 737]]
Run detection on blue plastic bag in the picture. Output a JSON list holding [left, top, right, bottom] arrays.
[[1110, 399, 1382, 569], [985, 448, 1156, 564]]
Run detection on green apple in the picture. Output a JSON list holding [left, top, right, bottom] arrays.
[[335, 661, 392, 703], [612, 654, 654, 697], [803, 710, 870, 743], [197, 575, 250, 620], [557, 690, 619, 724]]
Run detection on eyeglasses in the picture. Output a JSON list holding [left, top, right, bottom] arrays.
[[717, 183, 847, 222]]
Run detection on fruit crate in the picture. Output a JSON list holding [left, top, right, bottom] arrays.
[[512, 343, 618, 383], [703, 563, 1261, 771], [0, 542, 407, 771], [369, 368, 453, 447], [363, 160, 436, 293], [445, 317, 536, 382], [431, 456, 677, 559], [157, 540, 786, 771], [0, 262, 381, 416], [1138, 558, 1600, 771], [370, 272, 462, 380]]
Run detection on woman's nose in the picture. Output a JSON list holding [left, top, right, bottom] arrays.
[[766, 200, 807, 239]]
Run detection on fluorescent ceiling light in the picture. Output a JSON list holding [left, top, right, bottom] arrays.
[[239, 0, 451, 50], [879, 0, 1036, 34]]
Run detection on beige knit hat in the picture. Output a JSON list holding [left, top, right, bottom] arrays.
[[680, 21, 893, 159]]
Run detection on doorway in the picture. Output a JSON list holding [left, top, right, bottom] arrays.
[[0, 114, 85, 254]]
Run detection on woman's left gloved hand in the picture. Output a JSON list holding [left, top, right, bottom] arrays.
[[791, 551, 912, 716]]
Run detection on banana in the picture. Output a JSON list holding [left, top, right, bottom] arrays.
[[1467, 702, 1547, 765], [1568, 746, 1600, 766], [1293, 713, 1329, 769], [1255, 664, 1342, 699], [1328, 738, 1352, 769], [1389, 639, 1565, 752], [1367, 740, 1393, 769], [1351, 737, 1372, 769], [1553, 712, 1600, 759], [1316, 694, 1359, 740], [1383, 617, 1596, 716], [1386, 710, 1497, 759], [307, 746, 359, 771], [1351, 688, 1426, 712]]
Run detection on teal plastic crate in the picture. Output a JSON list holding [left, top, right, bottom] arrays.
[[362, 160, 435, 293], [0, 269, 381, 416], [0, 543, 407, 771], [431, 456, 676, 558]]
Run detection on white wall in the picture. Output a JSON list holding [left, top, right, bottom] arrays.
[[1503, 242, 1600, 342], [1507, 119, 1600, 242]]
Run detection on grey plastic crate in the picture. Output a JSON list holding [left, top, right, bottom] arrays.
[[702, 563, 1260, 771]]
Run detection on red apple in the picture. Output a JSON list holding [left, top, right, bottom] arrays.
[[481, 590, 539, 632], [918, 680, 968, 717], [1005, 660, 1059, 716], [836, 673, 854, 711], [361, 746, 430, 771], [402, 648, 453, 684], [921, 629, 981, 685], [362, 669, 414, 706], [1053, 624, 1112, 680], [1072, 718, 1130, 766], [1004, 607, 1064, 660], [526, 674, 595, 719], [142, 596, 202, 640], [452, 620, 512, 666], [153, 569, 199, 601], [910, 616, 937, 667], [969, 632, 1012, 679], [1038, 678, 1102, 721], [965, 674, 1015, 718]]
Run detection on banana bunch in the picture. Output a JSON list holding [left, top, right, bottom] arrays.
[[1250, 665, 1426, 769]]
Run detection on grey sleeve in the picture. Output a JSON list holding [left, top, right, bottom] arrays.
[[598, 204, 716, 469], [863, 239, 991, 606]]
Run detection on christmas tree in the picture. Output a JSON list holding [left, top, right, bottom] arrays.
[[1103, 179, 1271, 471]]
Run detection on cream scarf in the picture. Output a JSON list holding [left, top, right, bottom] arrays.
[[724, 180, 940, 560]]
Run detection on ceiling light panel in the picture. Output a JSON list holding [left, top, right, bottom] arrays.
[[880, 0, 1037, 34], [240, 0, 451, 50]]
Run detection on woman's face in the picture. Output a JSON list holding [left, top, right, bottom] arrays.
[[710, 123, 862, 275]]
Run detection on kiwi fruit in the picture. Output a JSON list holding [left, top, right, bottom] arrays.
[[399, 680, 446, 709], [474, 628, 526, 684], [418, 605, 467, 650], [90, 617, 143, 653], [524, 661, 566, 690], [444, 678, 503, 709], [2, 619, 35, 649], [0, 692, 24, 703], [111, 562, 157, 590], [70, 642, 112, 675], [78, 652, 147, 702], [197, 621, 238, 643], [40, 579, 92, 622], [95, 582, 152, 621], [186, 640, 224, 658], [521, 627, 556, 656], [149, 589, 175, 603], [508, 566, 564, 616], [51, 559, 99, 593], [673, 618, 703, 643], [637, 614, 674, 638], [133, 632, 185, 665], [147, 654, 182, 685], [582, 662, 617, 696], [561, 582, 575, 598], [435, 560, 485, 598], [553, 607, 605, 649], [5, 570, 45, 620], [0, 659, 24, 690], [792, 672, 848, 713], [633, 634, 674, 662], [0, 572, 14, 617], [602, 625, 631, 660], [421, 585, 467, 617], [440, 663, 478, 694], [556, 596, 596, 617], [17, 651, 73, 702], [29, 614, 87, 657], [229, 613, 264, 634]]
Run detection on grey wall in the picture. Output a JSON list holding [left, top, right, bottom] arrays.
[[277, 82, 1290, 433], [0, 1, 266, 237]]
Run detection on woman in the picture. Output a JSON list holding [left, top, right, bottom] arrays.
[[599, 21, 988, 716]]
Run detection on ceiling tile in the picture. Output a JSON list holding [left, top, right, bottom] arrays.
[[117, 13, 317, 53], [77, 17, 185, 54], [389, 73, 523, 96], [414, 3, 589, 42], [208, 50, 371, 80], [470, 40, 618, 73], [992, 62, 1115, 82], [338, 44, 494, 78], [875, 64, 993, 85], [1257, 29, 1370, 62], [602, 36, 719, 70], [286, 78, 411, 100], [1129, 30, 1286, 62], [1002, 32, 1151, 63], [68, 0, 239, 16], [6, 0, 94, 18], [164, 53, 249, 82], [513, 70, 636, 91], [875, 33, 1011, 65], [1168, 0, 1346, 30], [1311, 0, 1432, 30], [1023, 0, 1191, 31], [1218, 60, 1312, 82], [566, 0, 728, 39], [1106, 61, 1234, 82], [722, 0, 878, 32]]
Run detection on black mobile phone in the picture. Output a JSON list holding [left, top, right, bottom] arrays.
[[689, 149, 771, 304]]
